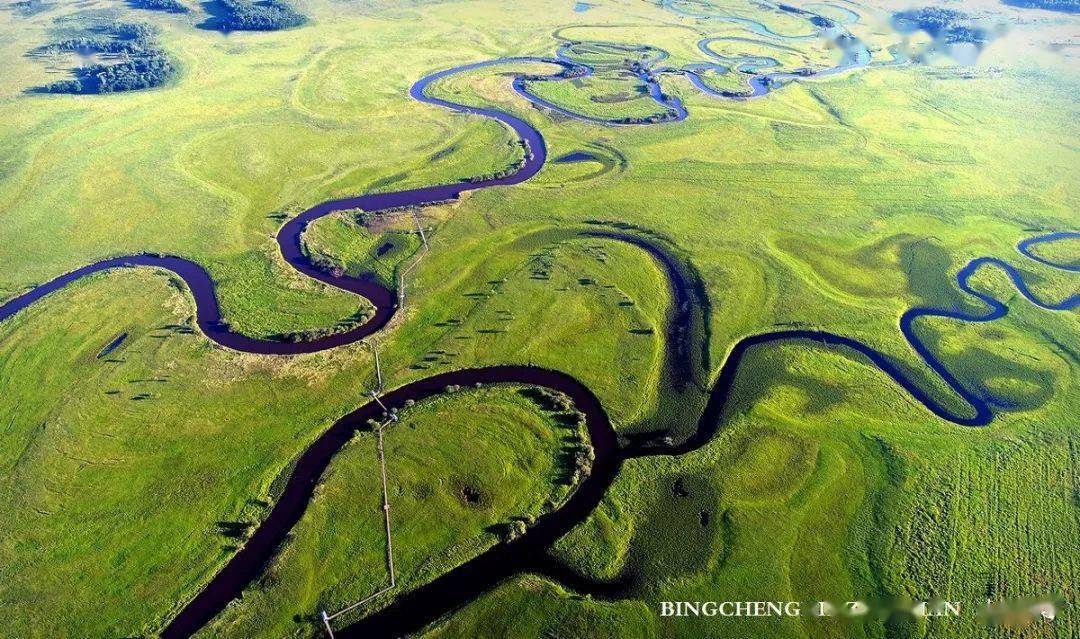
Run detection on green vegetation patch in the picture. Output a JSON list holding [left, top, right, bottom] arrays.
[[890, 7, 987, 45], [524, 72, 672, 122], [210, 248, 375, 341], [1026, 234, 1080, 269], [548, 325, 1077, 637], [31, 21, 176, 94], [0, 268, 378, 637], [9, 0, 54, 16], [199, 384, 585, 637], [699, 36, 831, 72], [425, 574, 656, 639], [128, 0, 189, 14], [201, 0, 307, 31], [392, 230, 671, 429], [302, 210, 424, 289], [688, 65, 756, 96], [1002, 0, 1080, 12], [0, 1, 1078, 637], [770, 232, 972, 311], [558, 41, 668, 68]]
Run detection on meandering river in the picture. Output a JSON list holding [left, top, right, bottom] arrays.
[[0, 36, 1076, 639]]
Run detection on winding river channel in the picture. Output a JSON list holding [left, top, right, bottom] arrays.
[[0, 29, 1077, 639]]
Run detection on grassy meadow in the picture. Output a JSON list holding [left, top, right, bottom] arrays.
[[523, 72, 674, 121], [200, 384, 585, 638], [0, 0, 1077, 636]]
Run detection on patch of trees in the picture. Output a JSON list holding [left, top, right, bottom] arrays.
[[1002, 0, 1080, 12], [892, 7, 968, 36], [38, 22, 177, 94], [40, 23, 160, 55], [11, 0, 53, 16], [604, 107, 680, 125], [129, 0, 189, 13], [41, 36, 140, 55], [110, 21, 161, 39], [213, 0, 307, 31], [67, 55, 175, 93], [635, 112, 677, 124], [891, 7, 988, 44]]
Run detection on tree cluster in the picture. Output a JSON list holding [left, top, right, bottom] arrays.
[[40, 22, 176, 94], [48, 55, 175, 93], [12, 0, 52, 16], [42, 36, 147, 56], [892, 7, 969, 36], [109, 21, 160, 40], [891, 7, 992, 44], [1002, 0, 1079, 12], [215, 0, 307, 31], [130, 0, 189, 13]]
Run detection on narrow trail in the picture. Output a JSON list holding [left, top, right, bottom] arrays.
[[0, 12, 1076, 639]]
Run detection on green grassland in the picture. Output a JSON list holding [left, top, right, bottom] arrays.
[[426, 574, 658, 638], [1027, 236, 1080, 269], [302, 210, 424, 288], [0, 268, 377, 638], [698, 36, 836, 71], [689, 64, 758, 95], [663, 0, 822, 36], [524, 72, 674, 121], [0, 1, 531, 338], [0, 0, 1078, 636], [542, 309, 1079, 639], [200, 384, 584, 638], [371, 227, 675, 429]]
